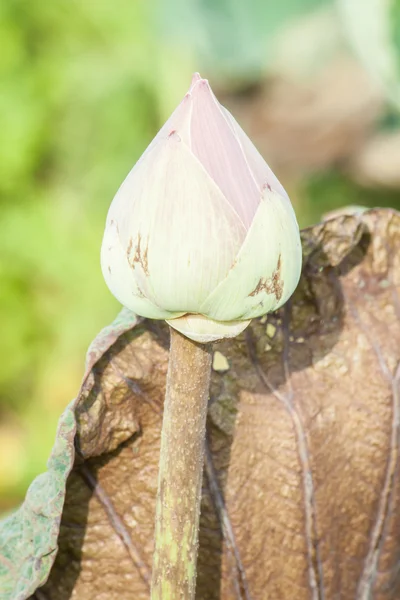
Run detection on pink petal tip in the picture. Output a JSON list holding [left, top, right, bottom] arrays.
[[191, 72, 202, 84], [189, 72, 210, 93]]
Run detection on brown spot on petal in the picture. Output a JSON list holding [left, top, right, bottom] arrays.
[[132, 235, 141, 264], [249, 254, 283, 301], [127, 238, 133, 258], [129, 234, 149, 276], [142, 245, 149, 275]]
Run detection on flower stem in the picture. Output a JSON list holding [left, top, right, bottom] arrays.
[[151, 326, 212, 600]]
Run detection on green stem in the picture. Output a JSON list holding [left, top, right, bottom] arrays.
[[151, 326, 212, 600]]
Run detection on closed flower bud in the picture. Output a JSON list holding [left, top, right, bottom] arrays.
[[101, 74, 302, 343]]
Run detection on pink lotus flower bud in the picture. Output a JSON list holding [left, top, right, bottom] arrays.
[[101, 74, 302, 342]]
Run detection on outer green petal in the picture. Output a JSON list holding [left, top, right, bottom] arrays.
[[115, 133, 246, 313], [200, 189, 302, 320], [166, 314, 251, 343], [101, 220, 183, 320]]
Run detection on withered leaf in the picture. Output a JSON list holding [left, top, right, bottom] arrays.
[[0, 403, 76, 600], [24, 209, 400, 599]]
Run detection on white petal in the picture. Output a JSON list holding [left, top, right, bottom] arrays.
[[101, 220, 182, 319], [221, 107, 288, 199], [109, 133, 246, 313], [200, 189, 302, 320], [190, 80, 261, 227], [167, 314, 251, 343], [126, 91, 193, 176]]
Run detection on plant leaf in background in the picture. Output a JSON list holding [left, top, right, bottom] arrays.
[[338, 0, 400, 110], [159, 0, 331, 84], [1, 209, 400, 598], [0, 404, 75, 600]]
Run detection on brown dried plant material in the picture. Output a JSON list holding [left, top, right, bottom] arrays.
[[348, 132, 400, 190], [222, 59, 383, 179], [35, 208, 400, 600]]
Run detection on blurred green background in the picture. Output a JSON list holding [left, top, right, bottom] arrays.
[[1, 0, 399, 511]]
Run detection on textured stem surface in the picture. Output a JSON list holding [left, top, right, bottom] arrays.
[[151, 327, 212, 600]]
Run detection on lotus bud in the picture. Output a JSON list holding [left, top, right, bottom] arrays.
[[101, 74, 302, 343]]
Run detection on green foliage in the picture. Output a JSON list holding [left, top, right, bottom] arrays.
[[339, 0, 400, 110], [160, 0, 330, 82], [302, 171, 400, 228], [0, 0, 164, 504], [392, 0, 400, 70]]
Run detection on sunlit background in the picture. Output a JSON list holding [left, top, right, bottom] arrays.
[[1, 0, 399, 511]]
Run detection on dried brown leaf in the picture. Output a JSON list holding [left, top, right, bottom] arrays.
[[35, 208, 400, 600]]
